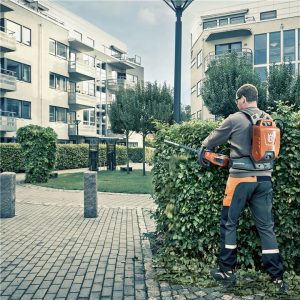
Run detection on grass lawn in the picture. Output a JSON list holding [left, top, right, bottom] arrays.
[[35, 170, 153, 194]]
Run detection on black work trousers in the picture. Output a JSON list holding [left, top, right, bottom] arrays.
[[219, 175, 284, 280]]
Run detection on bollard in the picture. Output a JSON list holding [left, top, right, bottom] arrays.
[[0, 172, 16, 218], [84, 171, 98, 218]]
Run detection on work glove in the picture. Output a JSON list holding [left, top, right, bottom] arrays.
[[198, 147, 210, 168]]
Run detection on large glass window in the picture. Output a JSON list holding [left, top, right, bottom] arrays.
[[269, 32, 281, 63], [254, 34, 267, 65], [6, 20, 21, 42], [56, 42, 68, 60], [215, 42, 241, 55], [22, 26, 31, 46], [6, 59, 21, 80], [283, 30, 295, 61], [260, 11, 277, 21], [0, 98, 31, 119], [83, 109, 95, 125]]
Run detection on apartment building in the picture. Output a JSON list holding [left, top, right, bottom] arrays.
[[190, 0, 300, 119], [0, 0, 144, 144]]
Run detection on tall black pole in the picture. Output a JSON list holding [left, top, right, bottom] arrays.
[[174, 8, 182, 123]]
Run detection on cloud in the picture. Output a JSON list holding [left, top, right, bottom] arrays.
[[138, 8, 157, 25]]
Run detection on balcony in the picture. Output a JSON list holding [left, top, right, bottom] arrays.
[[104, 77, 137, 92], [68, 91, 97, 110], [0, 27, 16, 52], [204, 48, 253, 72], [68, 123, 97, 137], [68, 60, 96, 82], [0, 111, 17, 132], [0, 69, 17, 91], [68, 37, 94, 52]]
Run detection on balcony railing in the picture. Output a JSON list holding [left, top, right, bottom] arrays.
[[103, 77, 137, 91], [204, 48, 253, 71], [68, 60, 96, 82], [0, 26, 16, 52], [0, 110, 17, 132], [68, 123, 97, 137], [0, 68, 17, 91], [68, 90, 97, 109]]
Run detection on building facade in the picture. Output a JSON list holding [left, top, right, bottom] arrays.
[[0, 0, 144, 144], [190, 0, 300, 119]]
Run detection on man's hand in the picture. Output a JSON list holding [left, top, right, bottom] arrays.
[[198, 147, 210, 168]]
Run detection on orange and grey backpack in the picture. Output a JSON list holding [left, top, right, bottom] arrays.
[[242, 110, 281, 163]]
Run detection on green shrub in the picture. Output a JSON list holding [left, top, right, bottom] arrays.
[[17, 125, 57, 183], [0, 143, 24, 173], [0, 143, 155, 171], [152, 103, 300, 272]]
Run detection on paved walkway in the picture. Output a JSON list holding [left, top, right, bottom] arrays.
[[0, 167, 280, 299]]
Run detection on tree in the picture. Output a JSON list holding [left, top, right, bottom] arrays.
[[181, 105, 191, 122], [108, 88, 139, 173], [201, 53, 267, 117], [135, 81, 173, 175], [268, 63, 300, 110]]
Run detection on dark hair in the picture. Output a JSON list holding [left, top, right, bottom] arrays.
[[236, 84, 258, 102]]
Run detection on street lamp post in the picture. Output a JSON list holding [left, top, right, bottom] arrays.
[[74, 120, 81, 144], [163, 0, 193, 123]]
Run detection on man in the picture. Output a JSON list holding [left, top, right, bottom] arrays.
[[201, 84, 287, 294]]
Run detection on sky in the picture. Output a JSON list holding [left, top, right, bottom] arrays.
[[55, 0, 254, 106]]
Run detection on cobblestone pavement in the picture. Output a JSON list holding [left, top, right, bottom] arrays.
[[0, 177, 273, 299]]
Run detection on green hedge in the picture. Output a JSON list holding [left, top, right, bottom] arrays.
[[152, 103, 300, 272], [0, 143, 24, 172], [0, 144, 154, 172]]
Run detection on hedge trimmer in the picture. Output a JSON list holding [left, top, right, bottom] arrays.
[[164, 140, 229, 168]]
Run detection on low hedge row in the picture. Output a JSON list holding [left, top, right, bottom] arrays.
[[0, 144, 154, 172], [152, 102, 300, 272]]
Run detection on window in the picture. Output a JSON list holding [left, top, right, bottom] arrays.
[[283, 30, 295, 61], [197, 81, 202, 97], [6, 19, 21, 42], [82, 80, 95, 96], [255, 67, 267, 81], [191, 85, 196, 94], [49, 106, 67, 123], [49, 39, 56, 55], [83, 109, 95, 125], [203, 20, 217, 29], [49, 73, 68, 92], [22, 64, 31, 82], [215, 42, 241, 55], [269, 32, 281, 63], [4, 19, 31, 45], [197, 50, 202, 67], [254, 34, 267, 65], [230, 15, 245, 24], [3, 59, 31, 82], [219, 18, 228, 26], [260, 10, 277, 21], [86, 37, 94, 47], [56, 42, 68, 60], [0, 98, 31, 119], [22, 26, 31, 46]]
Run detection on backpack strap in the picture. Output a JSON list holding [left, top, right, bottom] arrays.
[[241, 109, 271, 125]]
